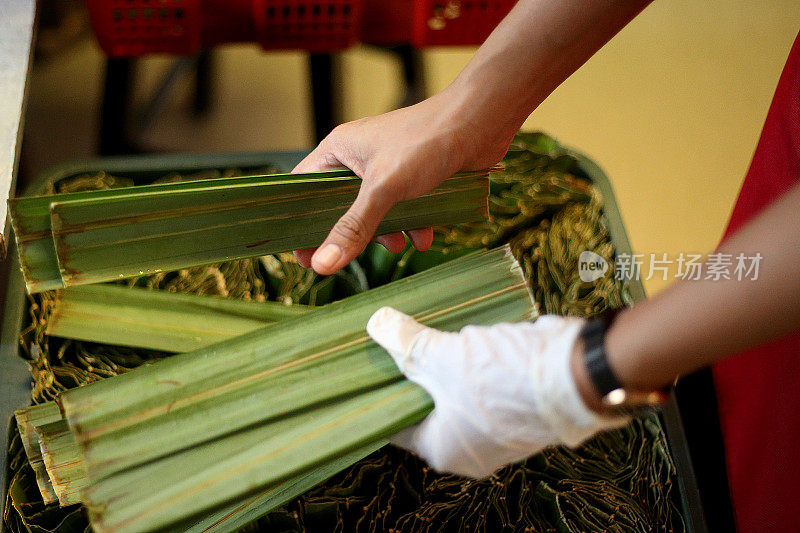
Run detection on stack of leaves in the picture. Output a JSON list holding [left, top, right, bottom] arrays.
[[44, 285, 310, 353], [9, 169, 489, 292], [12, 246, 535, 533], [4, 132, 683, 533]]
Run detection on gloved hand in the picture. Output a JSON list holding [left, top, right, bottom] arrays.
[[366, 307, 630, 479]]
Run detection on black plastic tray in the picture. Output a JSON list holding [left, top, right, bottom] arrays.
[[0, 149, 706, 532]]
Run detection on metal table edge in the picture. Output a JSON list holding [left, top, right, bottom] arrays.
[[0, 0, 37, 524]]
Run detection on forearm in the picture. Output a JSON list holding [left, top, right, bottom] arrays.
[[447, 0, 652, 150], [294, 0, 652, 274], [602, 181, 800, 393]]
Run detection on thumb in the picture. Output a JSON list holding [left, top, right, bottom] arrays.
[[367, 307, 432, 377], [292, 139, 348, 173], [311, 188, 393, 274]]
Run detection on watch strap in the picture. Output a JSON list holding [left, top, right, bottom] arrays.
[[580, 309, 622, 397]]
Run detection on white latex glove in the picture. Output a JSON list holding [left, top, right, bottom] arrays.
[[366, 307, 630, 479]]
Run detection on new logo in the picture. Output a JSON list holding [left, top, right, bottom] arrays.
[[578, 251, 609, 283]]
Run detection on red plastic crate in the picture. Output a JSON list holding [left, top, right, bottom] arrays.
[[415, 0, 517, 46], [362, 0, 517, 47], [360, 1, 414, 45], [87, 0, 363, 57], [253, 0, 362, 52], [88, 0, 204, 57]]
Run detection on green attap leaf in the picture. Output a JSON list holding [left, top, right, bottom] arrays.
[[46, 285, 309, 353], [6, 133, 683, 533], [9, 170, 489, 293], [53, 246, 534, 532], [36, 420, 87, 507], [9, 170, 310, 293], [13, 403, 63, 505]]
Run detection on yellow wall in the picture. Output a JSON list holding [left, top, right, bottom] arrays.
[[372, 1, 800, 293]]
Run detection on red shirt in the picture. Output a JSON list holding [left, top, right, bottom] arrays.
[[713, 29, 800, 531]]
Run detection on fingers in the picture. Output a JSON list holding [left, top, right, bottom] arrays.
[[292, 142, 347, 173], [391, 416, 496, 479], [293, 248, 315, 268], [377, 228, 434, 253], [292, 128, 434, 272], [296, 228, 432, 270], [375, 232, 407, 253], [293, 140, 367, 271], [407, 228, 434, 251], [311, 188, 393, 274], [366, 307, 431, 376], [292, 136, 349, 263]]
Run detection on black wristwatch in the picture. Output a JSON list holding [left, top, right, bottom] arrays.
[[579, 309, 669, 416]]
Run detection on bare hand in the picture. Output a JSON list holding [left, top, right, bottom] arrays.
[[292, 90, 511, 275]]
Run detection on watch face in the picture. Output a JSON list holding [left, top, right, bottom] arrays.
[[603, 388, 627, 406], [601, 389, 669, 416]]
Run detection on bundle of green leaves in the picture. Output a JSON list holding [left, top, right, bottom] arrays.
[[4, 133, 682, 533]]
